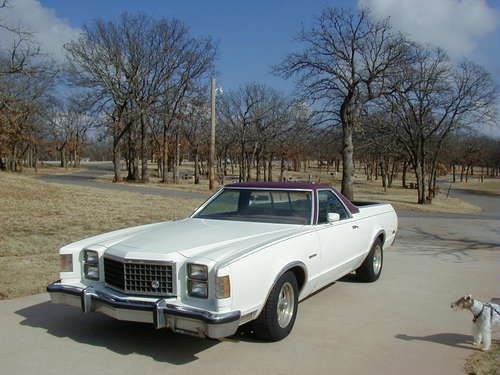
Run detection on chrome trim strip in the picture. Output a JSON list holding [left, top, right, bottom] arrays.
[[103, 253, 176, 266]]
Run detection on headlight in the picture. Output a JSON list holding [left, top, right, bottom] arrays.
[[188, 280, 208, 298], [216, 275, 231, 299], [187, 263, 208, 280], [60, 254, 73, 272], [84, 250, 98, 264], [84, 264, 99, 280], [83, 249, 99, 280]]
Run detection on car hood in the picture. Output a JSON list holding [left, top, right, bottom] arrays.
[[93, 218, 308, 263]]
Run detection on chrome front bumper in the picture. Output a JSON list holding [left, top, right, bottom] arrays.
[[47, 281, 241, 339]]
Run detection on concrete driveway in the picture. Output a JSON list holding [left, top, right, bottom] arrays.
[[1, 188, 498, 374]]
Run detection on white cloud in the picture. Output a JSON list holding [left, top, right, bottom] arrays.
[[0, 0, 80, 62], [358, 0, 498, 57]]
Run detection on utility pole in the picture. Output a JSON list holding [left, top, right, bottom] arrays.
[[209, 77, 216, 190]]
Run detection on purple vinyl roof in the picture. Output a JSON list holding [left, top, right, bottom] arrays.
[[225, 181, 330, 190], [224, 181, 360, 214]]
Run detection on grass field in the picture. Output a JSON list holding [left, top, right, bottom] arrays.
[[0, 173, 201, 299]]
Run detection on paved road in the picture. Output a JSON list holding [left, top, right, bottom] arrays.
[[38, 163, 209, 200], [1, 172, 499, 374]]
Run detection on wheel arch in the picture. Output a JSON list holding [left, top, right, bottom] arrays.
[[373, 229, 386, 248], [255, 261, 307, 317], [273, 261, 308, 293]]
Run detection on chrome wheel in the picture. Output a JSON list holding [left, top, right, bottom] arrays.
[[373, 245, 382, 275], [277, 282, 295, 328]]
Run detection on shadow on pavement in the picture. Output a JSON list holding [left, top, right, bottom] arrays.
[[395, 333, 478, 350], [15, 301, 219, 364]]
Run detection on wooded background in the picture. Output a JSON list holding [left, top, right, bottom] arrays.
[[1, 3, 498, 204]]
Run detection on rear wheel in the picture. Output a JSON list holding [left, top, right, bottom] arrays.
[[253, 271, 298, 341], [356, 239, 383, 282]]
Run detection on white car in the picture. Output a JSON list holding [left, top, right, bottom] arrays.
[[48, 182, 398, 341]]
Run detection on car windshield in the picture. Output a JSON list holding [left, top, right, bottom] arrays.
[[193, 188, 313, 225]]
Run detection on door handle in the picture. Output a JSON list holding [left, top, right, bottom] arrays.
[[308, 253, 318, 259], [352, 225, 359, 229]]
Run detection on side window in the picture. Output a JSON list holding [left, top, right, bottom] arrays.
[[317, 190, 349, 223]]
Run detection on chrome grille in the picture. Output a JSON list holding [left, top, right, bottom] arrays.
[[103, 257, 175, 296]]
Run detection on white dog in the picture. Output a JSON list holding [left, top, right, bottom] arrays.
[[451, 295, 500, 351]]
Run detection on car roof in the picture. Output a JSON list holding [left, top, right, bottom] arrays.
[[224, 181, 331, 190]]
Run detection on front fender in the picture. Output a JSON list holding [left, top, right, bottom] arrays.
[[226, 231, 316, 318]]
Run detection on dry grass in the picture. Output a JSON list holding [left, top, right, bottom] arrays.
[[353, 180, 481, 214], [18, 164, 87, 176], [0, 172, 202, 299], [465, 343, 500, 375]]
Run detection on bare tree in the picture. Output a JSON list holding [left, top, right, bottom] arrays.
[[65, 14, 215, 183], [217, 83, 298, 182], [386, 45, 497, 203], [0, 60, 56, 171], [276, 7, 408, 199]]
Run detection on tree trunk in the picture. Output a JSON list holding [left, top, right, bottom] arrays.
[[402, 160, 407, 188], [140, 114, 149, 183], [161, 129, 168, 183], [256, 153, 261, 181], [112, 143, 122, 182], [415, 161, 426, 204], [280, 154, 286, 181], [341, 123, 354, 200], [388, 160, 396, 188], [59, 147, 66, 168], [380, 159, 387, 192], [452, 164, 456, 183], [173, 131, 180, 184], [194, 146, 200, 184], [268, 154, 273, 182]]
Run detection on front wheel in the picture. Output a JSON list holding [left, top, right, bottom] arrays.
[[253, 271, 299, 341], [356, 239, 383, 282]]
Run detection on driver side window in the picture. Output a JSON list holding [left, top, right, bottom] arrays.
[[317, 190, 349, 223]]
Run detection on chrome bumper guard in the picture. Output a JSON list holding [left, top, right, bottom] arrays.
[[47, 281, 241, 338]]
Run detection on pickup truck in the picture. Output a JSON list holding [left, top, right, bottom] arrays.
[[48, 182, 398, 341]]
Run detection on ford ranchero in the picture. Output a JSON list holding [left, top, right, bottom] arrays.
[[48, 182, 398, 341]]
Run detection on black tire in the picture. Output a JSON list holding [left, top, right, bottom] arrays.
[[356, 238, 383, 282], [253, 271, 299, 341]]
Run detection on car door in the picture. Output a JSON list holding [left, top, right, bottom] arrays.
[[313, 189, 364, 289]]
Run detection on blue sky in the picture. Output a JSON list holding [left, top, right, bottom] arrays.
[[2, 0, 499, 136], [35, 0, 500, 97], [39, 0, 350, 92]]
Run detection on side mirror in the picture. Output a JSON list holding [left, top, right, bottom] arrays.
[[327, 212, 340, 223]]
